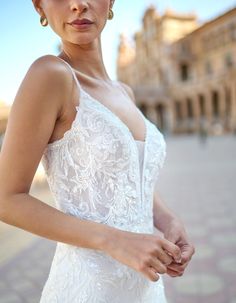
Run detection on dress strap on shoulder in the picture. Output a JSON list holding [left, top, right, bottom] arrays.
[[53, 55, 82, 91]]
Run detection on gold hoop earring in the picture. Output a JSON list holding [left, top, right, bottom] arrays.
[[108, 9, 114, 20], [40, 16, 48, 27]]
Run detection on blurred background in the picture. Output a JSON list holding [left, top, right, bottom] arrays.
[[0, 1, 236, 302]]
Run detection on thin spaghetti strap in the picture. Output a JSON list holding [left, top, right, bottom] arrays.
[[53, 55, 83, 92]]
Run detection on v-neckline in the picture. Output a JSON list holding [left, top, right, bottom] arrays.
[[48, 54, 149, 207], [79, 86, 148, 144], [78, 87, 148, 208], [55, 55, 148, 144]]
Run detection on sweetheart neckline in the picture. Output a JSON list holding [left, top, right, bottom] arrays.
[[74, 89, 148, 207]]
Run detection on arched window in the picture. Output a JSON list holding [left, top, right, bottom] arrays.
[[180, 63, 189, 81]]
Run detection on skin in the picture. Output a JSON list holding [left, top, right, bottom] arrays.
[[0, 0, 195, 283], [153, 190, 195, 277], [33, 0, 148, 144]]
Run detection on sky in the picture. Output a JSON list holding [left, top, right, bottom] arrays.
[[1, 0, 236, 106]]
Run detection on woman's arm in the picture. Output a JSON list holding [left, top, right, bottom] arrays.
[[0, 55, 113, 251], [0, 192, 115, 251], [153, 188, 184, 233], [0, 56, 182, 282]]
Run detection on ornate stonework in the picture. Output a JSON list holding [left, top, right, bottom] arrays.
[[117, 5, 236, 135]]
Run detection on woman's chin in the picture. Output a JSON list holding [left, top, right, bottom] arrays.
[[69, 35, 99, 46]]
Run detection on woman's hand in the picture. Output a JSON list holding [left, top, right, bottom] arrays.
[[163, 219, 195, 277], [152, 189, 195, 278], [103, 229, 182, 282]]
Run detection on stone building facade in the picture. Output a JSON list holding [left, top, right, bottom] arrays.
[[117, 5, 236, 135]]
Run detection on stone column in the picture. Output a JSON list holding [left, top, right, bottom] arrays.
[[225, 86, 232, 131], [218, 86, 226, 126], [165, 104, 174, 135], [181, 99, 188, 119], [192, 95, 200, 132], [181, 99, 188, 132], [230, 81, 236, 132], [155, 106, 161, 128], [204, 89, 212, 132], [171, 101, 178, 134]]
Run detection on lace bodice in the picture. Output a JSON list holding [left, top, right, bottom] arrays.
[[39, 56, 167, 303], [41, 84, 166, 233]]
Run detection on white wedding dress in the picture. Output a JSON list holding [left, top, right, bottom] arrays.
[[39, 56, 168, 302]]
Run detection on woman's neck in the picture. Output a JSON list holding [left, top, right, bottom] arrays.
[[59, 38, 111, 81]]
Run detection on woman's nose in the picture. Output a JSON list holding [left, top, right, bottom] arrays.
[[70, 0, 89, 13]]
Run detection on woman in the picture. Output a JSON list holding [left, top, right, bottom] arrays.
[[0, 0, 195, 302]]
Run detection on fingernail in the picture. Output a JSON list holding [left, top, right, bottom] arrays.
[[176, 258, 182, 263]]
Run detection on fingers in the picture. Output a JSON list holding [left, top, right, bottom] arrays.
[[152, 246, 173, 266], [149, 257, 167, 275], [161, 239, 182, 263], [180, 245, 195, 264], [138, 251, 168, 282], [140, 263, 160, 282], [159, 252, 173, 266], [166, 267, 183, 277], [144, 266, 160, 282], [166, 259, 190, 277], [167, 261, 188, 273]]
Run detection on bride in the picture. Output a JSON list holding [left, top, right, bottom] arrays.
[[0, 0, 195, 302]]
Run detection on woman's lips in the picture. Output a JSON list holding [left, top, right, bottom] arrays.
[[70, 23, 93, 29], [69, 18, 94, 29], [69, 19, 94, 30]]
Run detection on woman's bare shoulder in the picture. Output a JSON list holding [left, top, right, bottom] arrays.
[[15, 54, 75, 125], [29, 54, 73, 81], [116, 81, 136, 104], [0, 55, 75, 196]]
